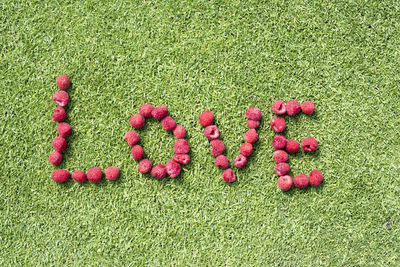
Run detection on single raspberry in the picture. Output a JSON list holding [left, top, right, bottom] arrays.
[[105, 166, 119, 180], [151, 164, 166, 179], [270, 117, 286, 133], [204, 125, 220, 140], [210, 140, 225, 156], [277, 175, 293, 191], [272, 100, 286, 115], [286, 100, 301, 116], [173, 125, 186, 139], [275, 163, 290, 176], [151, 105, 168, 120], [57, 122, 72, 138], [56, 75, 70, 90], [52, 106, 66, 122], [87, 167, 103, 183], [240, 143, 253, 157], [51, 169, 70, 183], [244, 129, 258, 143], [174, 139, 189, 154], [161, 116, 177, 131], [129, 114, 146, 129], [301, 101, 315, 114], [294, 174, 309, 188], [309, 169, 323, 186], [48, 151, 63, 165], [131, 145, 144, 160], [215, 155, 229, 169], [245, 107, 262, 121], [173, 154, 190, 165], [272, 135, 287, 150], [302, 137, 318, 152], [199, 110, 214, 127], [52, 91, 69, 107], [139, 104, 155, 117], [166, 160, 181, 178], [233, 154, 247, 168], [53, 136, 67, 153], [273, 150, 288, 163], [286, 139, 299, 154], [124, 131, 140, 146], [138, 159, 152, 173], [72, 170, 87, 183], [247, 120, 260, 129], [222, 169, 236, 183]]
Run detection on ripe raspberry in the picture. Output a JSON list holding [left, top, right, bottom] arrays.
[[286, 139, 299, 154], [244, 129, 258, 143], [166, 160, 181, 178], [301, 101, 315, 114], [173, 154, 190, 165], [277, 175, 293, 191], [272, 135, 287, 150], [222, 169, 236, 183], [87, 167, 103, 183], [275, 163, 290, 176], [131, 145, 144, 160], [245, 107, 262, 121], [56, 75, 70, 90], [52, 91, 69, 107], [139, 104, 155, 117], [151, 164, 166, 179], [233, 154, 247, 168], [72, 170, 87, 183], [302, 137, 318, 152], [125, 131, 140, 146], [51, 169, 70, 183], [199, 110, 214, 127], [129, 114, 146, 129], [210, 140, 225, 156], [215, 155, 229, 169], [270, 117, 286, 133], [294, 174, 309, 188], [105, 166, 119, 180], [57, 122, 72, 138], [247, 120, 260, 129], [272, 100, 286, 115], [138, 159, 152, 173], [174, 139, 189, 154], [52, 106, 67, 122], [204, 125, 220, 140], [273, 150, 288, 163], [286, 100, 301, 116], [309, 169, 323, 186], [161, 116, 177, 131], [53, 136, 67, 153], [173, 125, 186, 139], [240, 143, 253, 157], [48, 151, 63, 165], [151, 105, 168, 120]]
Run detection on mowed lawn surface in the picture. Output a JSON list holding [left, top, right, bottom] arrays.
[[1, 0, 400, 265]]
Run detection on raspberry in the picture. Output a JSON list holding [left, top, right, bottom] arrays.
[[152, 105, 168, 120], [273, 150, 288, 163], [301, 101, 315, 114], [309, 169, 323, 186], [174, 139, 189, 154], [173, 125, 186, 139], [240, 143, 253, 157], [244, 129, 258, 143], [294, 174, 309, 188], [72, 170, 87, 183], [215, 155, 229, 169], [222, 169, 236, 183], [51, 169, 70, 183], [270, 117, 286, 133], [272, 135, 287, 150], [151, 163, 166, 179], [245, 107, 262, 121], [275, 163, 290, 176], [52, 106, 66, 122], [286, 139, 299, 154], [233, 154, 247, 168], [199, 110, 214, 127], [161, 116, 177, 131], [129, 114, 146, 129], [138, 159, 152, 173], [204, 125, 219, 140], [53, 136, 67, 153], [247, 120, 260, 129], [173, 154, 190, 165], [131, 145, 144, 160], [48, 151, 63, 165], [87, 167, 103, 183], [139, 104, 155, 117], [52, 91, 69, 107], [105, 166, 119, 180], [272, 100, 286, 115], [125, 131, 140, 146], [302, 137, 318, 152], [286, 100, 301, 116], [57, 122, 72, 138], [56, 75, 70, 90], [166, 160, 181, 178], [277, 175, 293, 191], [210, 140, 225, 156]]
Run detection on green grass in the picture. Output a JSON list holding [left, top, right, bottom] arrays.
[[1, 0, 400, 265]]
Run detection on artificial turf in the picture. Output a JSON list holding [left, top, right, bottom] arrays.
[[1, 0, 400, 265]]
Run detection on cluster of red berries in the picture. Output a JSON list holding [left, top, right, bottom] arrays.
[[199, 107, 261, 183], [49, 75, 119, 183], [270, 100, 323, 191], [126, 105, 189, 179]]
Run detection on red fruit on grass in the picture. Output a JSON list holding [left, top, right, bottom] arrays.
[[234, 154, 247, 168], [240, 143, 253, 157], [275, 163, 290, 176], [215, 155, 229, 169], [53, 136, 67, 153], [51, 169, 70, 183], [48, 151, 63, 165], [138, 159, 152, 173], [53, 91, 69, 107], [278, 175, 293, 191], [272, 135, 287, 150], [152, 105, 168, 120], [56, 75, 70, 90], [272, 100, 286, 115], [166, 160, 181, 178], [151, 164, 166, 179], [286, 100, 301, 116], [273, 150, 288, 163], [131, 145, 144, 160], [125, 131, 140, 146], [270, 117, 286, 133], [173, 154, 190, 165], [204, 125, 219, 140], [87, 167, 103, 183], [309, 169, 323, 186], [72, 170, 87, 183], [129, 114, 146, 129], [244, 129, 258, 143], [174, 139, 189, 154], [173, 125, 186, 139], [139, 104, 155, 117], [302, 137, 318, 152], [57, 122, 71, 138], [247, 120, 260, 129], [52, 106, 66, 122], [161, 116, 177, 131], [222, 169, 236, 183], [199, 110, 214, 127], [286, 139, 299, 154], [245, 107, 262, 121], [210, 139, 225, 156], [294, 174, 309, 188], [301, 101, 315, 114], [105, 166, 119, 180]]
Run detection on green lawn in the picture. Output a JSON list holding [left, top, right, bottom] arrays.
[[1, 0, 400, 265]]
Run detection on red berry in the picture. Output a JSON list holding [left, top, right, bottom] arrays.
[[124, 131, 140, 146], [151, 164, 166, 179], [244, 129, 258, 143], [56, 75, 70, 90], [151, 106, 168, 120], [294, 174, 309, 188], [302, 137, 318, 152], [286, 139, 299, 154], [272, 100, 286, 115], [105, 166, 119, 180], [270, 117, 286, 133], [247, 120, 260, 129], [129, 114, 146, 129], [48, 151, 63, 165], [72, 170, 87, 183], [199, 110, 214, 127], [173, 154, 190, 165], [286, 100, 301, 116], [174, 139, 189, 154], [278, 175, 293, 191], [273, 150, 288, 163], [51, 169, 70, 183], [222, 169, 236, 183], [204, 125, 220, 140], [309, 169, 323, 186], [139, 104, 155, 117], [301, 101, 315, 114], [131, 145, 144, 160], [272, 135, 287, 150], [173, 125, 186, 139], [245, 107, 262, 121], [166, 160, 181, 178], [240, 143, 253, 157], [275, 163, 290, 176], [210, 140, 225, 156], [87, 167, 102, 183], [161, 116, 177, 131], [53, 136, 67, 153], [57, 122, 71, 138], [52, 106, 66, 122], [52, 91, 69, 107], [215, 155, 229, 169], [138, 159, 152, 173], [233, 154, 247, 168]]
